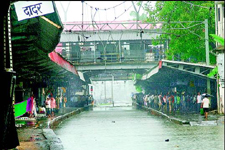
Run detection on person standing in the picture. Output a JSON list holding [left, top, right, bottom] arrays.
[[32, 96, 37, 118], [50, 95, 56, 117], [63, 96, 67, 108], [26, 94, 34, 118], [176, 93, 181, 112], [59, 95, 63, 109], [174, 92, 177, 112], [181, 92, 186, 113], [154, 94, 159, 109], [201, 95, 210, 119], [186, 93, 191, 111], [196, 92, 202, 113], [45, 97, 51, 118], [150, 95, 154, 108], [169, 93, 174, 113], [147, 95, 151, 107], [143, 95, 147, 106], [166, 92, 170, 113], [163, 94, 167, 112], [192, 94, 197, 112], [158, 93, 163, 111]]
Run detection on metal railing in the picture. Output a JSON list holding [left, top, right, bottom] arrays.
[[63, 50, 165, 64], [63, 21, 162, 33]]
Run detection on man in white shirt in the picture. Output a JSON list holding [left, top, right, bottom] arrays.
[[201, 96, 210, 119], [59, 95, 63, 109], [45, 97, 51, 118], [196, 92, 202, 113]]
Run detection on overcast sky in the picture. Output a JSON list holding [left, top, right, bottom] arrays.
[[55, 1, 156, 22]]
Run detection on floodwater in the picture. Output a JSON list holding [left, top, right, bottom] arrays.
[[54, 106, 224, 150]]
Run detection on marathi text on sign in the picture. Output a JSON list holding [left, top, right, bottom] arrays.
[[14, 1, 54, 21], [22, 3, 42, 17]]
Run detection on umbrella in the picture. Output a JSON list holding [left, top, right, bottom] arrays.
[[201, 93, 214, 97]]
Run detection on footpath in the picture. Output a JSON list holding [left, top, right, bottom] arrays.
[[13, 105, 92, 150], [133, 102, 224, 126]]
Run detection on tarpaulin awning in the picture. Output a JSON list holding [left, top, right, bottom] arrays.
[[14, 100, 27, 118], [48, 51, 78, 75], [11, 1, 75, 79]]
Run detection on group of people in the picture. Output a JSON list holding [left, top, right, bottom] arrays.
[[44, 94, 68, 118], [45, 94, 57, 118], [132, 91, 211, 119], [26, 93, 68, 118]]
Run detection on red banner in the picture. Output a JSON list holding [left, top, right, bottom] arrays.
[[48, 51, 78, 75]]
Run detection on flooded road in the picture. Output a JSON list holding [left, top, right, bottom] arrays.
[[54, 107, 224, 150]]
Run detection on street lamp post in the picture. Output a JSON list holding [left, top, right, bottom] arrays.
[[204, 19, 211, 96]]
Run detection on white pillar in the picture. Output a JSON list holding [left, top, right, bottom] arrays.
[[111, 75, 114, 106]]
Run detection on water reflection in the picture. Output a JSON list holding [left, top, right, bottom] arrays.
[[54, 107, 224, 150]]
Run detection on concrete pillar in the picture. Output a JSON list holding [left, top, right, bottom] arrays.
[[94, 41, 96, 63], [111, 75, 114, 106], [119, 40, 121, 63], [204, 19, 211, 107], [104, 81, 106, 103]]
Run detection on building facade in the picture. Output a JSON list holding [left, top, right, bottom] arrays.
[[215, 1, 224, 114]]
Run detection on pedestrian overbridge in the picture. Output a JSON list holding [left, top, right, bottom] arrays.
[[76, 62, 158, 71], [55, 20, 167, 81], [76, 61, 158, 81]]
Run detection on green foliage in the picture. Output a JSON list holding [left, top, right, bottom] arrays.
[[133, 1, 216, 64], [135, 85, 142, 93], [207, 66, 218, 77], [210, 34, 224, 46], [136, 74, 142, 80], [132, 73, 143, 80]]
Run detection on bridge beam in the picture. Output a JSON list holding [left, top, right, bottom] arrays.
[[76, 62, 158, 71]]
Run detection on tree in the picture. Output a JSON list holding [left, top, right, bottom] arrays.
[[132, 1, 216, 64], [210, 34, 224, 46]]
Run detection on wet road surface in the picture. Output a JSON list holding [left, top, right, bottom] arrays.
[[54, 107, 224, 150]]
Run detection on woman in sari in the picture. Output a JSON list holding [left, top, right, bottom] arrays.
[[26, 94, 34, 118]]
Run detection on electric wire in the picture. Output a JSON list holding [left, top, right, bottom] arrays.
[[109, 4, 133, 23], [85, 1, 126, 11], [182, 1, 214, 9], [90, 3, 133, 30]]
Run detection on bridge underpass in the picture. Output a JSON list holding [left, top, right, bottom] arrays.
[[77, 65, 155, 106], [74, 58, 158, 106]]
